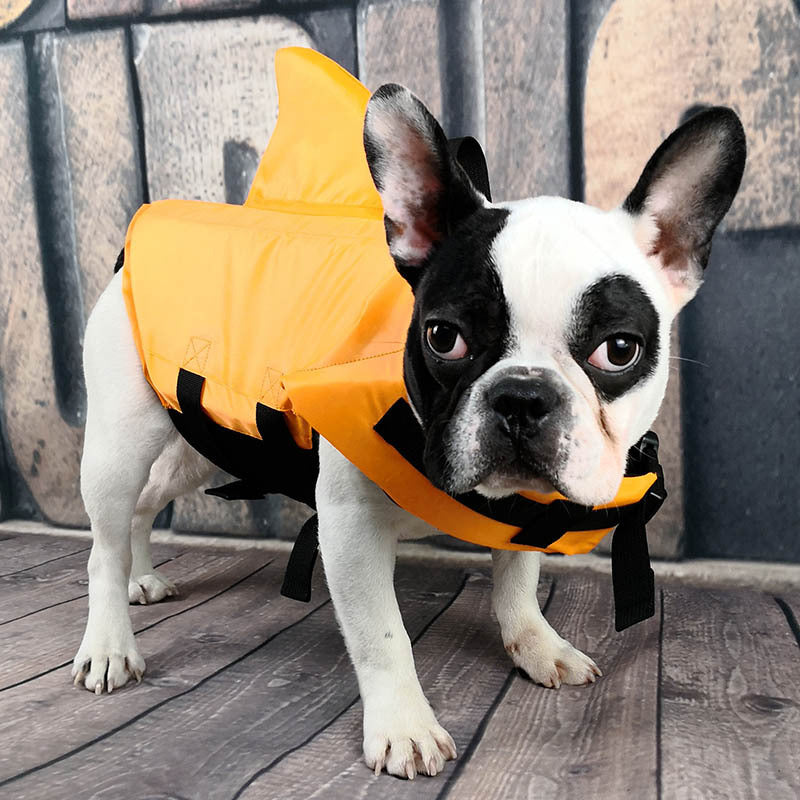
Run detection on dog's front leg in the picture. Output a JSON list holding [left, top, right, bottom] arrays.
[[317, 440, 456, 779], [491, 549, 602, 688]]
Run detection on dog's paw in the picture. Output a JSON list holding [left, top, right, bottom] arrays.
[[71, 632, 145, 695], [362, 693, 457, 779], [506, 626, 602, 689], [128, 571, 177, 604]]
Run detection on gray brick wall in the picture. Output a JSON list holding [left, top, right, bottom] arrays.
[[0, 0, 797, 561]]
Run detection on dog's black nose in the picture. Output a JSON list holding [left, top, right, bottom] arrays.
[[488, 375, 561, 432]]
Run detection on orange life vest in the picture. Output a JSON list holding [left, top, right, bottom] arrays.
[[121, 47, 663, 567]]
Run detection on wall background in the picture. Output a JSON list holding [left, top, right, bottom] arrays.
[[0, 0, 798, 561]]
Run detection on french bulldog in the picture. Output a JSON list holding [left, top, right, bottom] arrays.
[[72, 84, 745, 780]]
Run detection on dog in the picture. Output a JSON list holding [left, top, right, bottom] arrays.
[[72, 80, 745, 779]]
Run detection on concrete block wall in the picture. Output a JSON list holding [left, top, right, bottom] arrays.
[[0, 0, 797, 561]]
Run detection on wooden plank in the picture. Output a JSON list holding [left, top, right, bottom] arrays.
[[444, 573, 660, 799], [132, 17, 312, 203], [660, 586, 800, 800], [0, 553, 329, 783], [129, 15, 315, 537], [482, 0, 569, 200], [4, 564, 465, 799], [0, 548, 272, 690], [0, 542, 180, 624], [584, 0, 800, 232], [0, 534, 90, 577], [357, 0, 443, 120], [238, 572, 553, 798], [1, 30, 142, 526]]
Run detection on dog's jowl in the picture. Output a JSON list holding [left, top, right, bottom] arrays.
[[72, 49, 745, 779]]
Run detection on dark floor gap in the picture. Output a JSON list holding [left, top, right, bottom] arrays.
[[0, 554, 177, 626], [0, 554, 275, 697], [774, 597, 800, 650], [231, 571, 472, 799], [0, 555, 308, 788], [0, 545, 92, 579], [436, 577, 558, 798]]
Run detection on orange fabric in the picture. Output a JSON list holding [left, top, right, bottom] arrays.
[[122, 46, 656, 555]]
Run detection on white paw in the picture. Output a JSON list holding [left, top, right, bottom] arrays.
[[71, 628, 146, 694], [128, 571, 177, 604], [362, 691, 457, 779], [506, 626, 602, 689]]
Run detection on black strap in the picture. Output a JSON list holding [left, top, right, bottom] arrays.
[[448, 136, 492, 201], [375, 398, 634, 549], [280, 513, 319, 602], [611, 431, 666, 630]]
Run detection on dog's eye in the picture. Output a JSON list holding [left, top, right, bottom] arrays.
[[588, 335, 641, 372], [426, 323, 469, 360]]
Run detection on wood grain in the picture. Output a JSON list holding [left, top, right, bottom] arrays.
[[357, 0, 443, 120], [0, 30, 142, 526], [129, 15, 315, 537], [482, 0, 569, 200], [0, 542, 179, 624], [584, 0, 800, 231], [5, 565, 464, 799], [132, 16, 312, 203], [0, 553, 330, 783], [239, 572, 552, 799], [660, 586, 800, 800], [444, 572, 661, 799], [0, 534, 90, 577], [0, 548, 272, 690]]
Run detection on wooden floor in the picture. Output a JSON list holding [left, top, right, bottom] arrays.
[[0, 532, 798, 800]]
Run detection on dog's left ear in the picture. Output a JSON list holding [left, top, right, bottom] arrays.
[[623, 107, 746, 311], [364, 84, 484, 287]]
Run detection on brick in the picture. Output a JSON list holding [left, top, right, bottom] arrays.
[[2, 0, 63, 33], [294, 5, 357, 77], [130, 16, 314, 534], [682, 230, 800, 561], [0, 0, 34, 30], [0, 42, 86, 525], [584, 0, 800, 230], [357, 0, 442, 120], [67, 0, 143, 20], [149, 0, 258, 16], [481, 0, 569, 200], [132, 17, 313, 202], [0, 30, 144, 526], [33, 30, 144, 316]]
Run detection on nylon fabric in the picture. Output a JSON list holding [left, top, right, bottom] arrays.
[[122, 47, 657, 555]]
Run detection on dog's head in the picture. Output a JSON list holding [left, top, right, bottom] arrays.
[[364, 85, 745, 506]]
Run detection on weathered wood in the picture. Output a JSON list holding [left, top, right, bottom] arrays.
[[129, 16, 315, 536], [0, 542, 179, 624], [0, 534, 90, 578], [357, 0, 443, 120], [445, 573, 660, 799], [0, 0, 33, 29], [0, 30, 142, 527], [584, 0, 800, 231], [132, 17, 312, 202], [0, 548, 273, 690], [660, 586, 800, 799], [238, 572, 553, 798], [0, 553, 330, 783], [5, 564, 464, 799], [66, 0, 142, 20], [482, 0, 569, 200]]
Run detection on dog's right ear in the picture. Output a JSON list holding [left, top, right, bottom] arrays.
[[364, 84, 484, 288], [623, 106, 746, 312]]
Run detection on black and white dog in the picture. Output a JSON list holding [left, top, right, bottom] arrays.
[[72, 85, 745, 779]]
